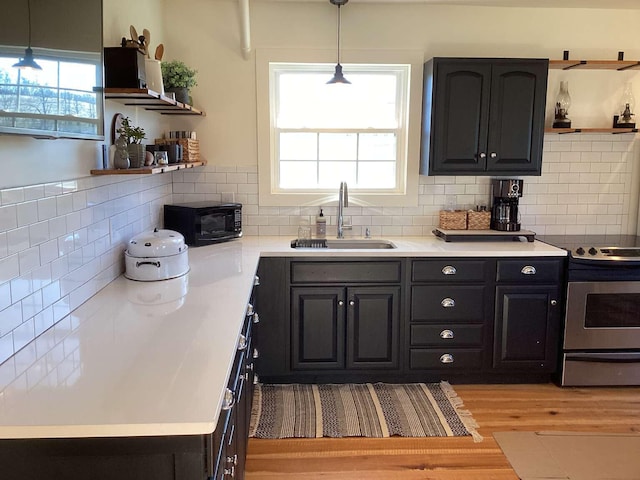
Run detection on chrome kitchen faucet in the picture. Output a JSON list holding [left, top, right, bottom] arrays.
[[337, 181, 352, 238]]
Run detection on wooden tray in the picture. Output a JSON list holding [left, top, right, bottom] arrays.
[[433, 228, 536, 243]]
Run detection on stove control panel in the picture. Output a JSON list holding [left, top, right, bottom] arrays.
[[571, 246, 640, 261]]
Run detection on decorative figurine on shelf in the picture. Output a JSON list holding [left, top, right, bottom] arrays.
[[553, 80, 572, 128], [114, 135, 130, 169]]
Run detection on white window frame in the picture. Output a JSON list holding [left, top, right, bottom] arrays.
[[257, 48, 423, 207]]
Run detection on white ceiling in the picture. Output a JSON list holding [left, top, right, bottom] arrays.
[[262, 0, 640, 9]]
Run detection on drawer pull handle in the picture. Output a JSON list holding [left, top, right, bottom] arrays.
[[253, 374, 260, 385], [521, 265, 537, 275], [254, 275, 260, 286], [442, 265, 457, 275], [237, 334, 247, 351], [246, 303, 254, 316], [253, 347, 260, 359], [440, 354, 454, 364], [222, 388, 235, 410], [253, 312, 260, 324], [224, 465, 235, 478], [227, 454, 238, 466], [440, 329, 454, 339], [441, 297, 455, 308]]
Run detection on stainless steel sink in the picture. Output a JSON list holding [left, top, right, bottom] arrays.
[[291, 238, 397, 249]]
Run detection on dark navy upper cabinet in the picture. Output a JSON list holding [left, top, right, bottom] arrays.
[[420, 58, 549, 176]]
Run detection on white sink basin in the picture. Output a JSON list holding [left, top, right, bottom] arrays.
[[291, 238, 397, 249]]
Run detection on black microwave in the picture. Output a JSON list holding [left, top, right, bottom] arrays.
[[164, 202, 242, 246]]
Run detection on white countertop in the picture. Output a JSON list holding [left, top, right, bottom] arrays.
[[0, 235, 565, 439]]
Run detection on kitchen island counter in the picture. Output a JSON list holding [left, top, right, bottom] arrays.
[[0, 235, 565, 440]]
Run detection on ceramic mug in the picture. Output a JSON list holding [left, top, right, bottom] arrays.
[[166, 144, 183, 164]]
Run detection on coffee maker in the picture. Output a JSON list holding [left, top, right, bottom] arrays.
[[490, 179, 523, 231]]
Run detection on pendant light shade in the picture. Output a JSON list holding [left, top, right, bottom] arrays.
[[327, 0, 350, 85], [13, 0, 42, 71]]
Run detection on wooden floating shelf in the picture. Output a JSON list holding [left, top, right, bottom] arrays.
[[545, 128, 638, 134], [549, 59, 640, 71], [104, 88, 205, 116], [90, 161, 206, 175]]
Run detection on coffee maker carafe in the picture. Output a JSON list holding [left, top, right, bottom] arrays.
[[490, 179, 523, 232]]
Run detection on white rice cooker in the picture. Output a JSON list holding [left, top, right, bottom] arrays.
[[125, 228, 190, 281]]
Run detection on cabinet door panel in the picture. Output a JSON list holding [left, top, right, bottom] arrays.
[[486, 61, 548, 174], [494, 285, 561, 371], [347, 287, 400, 369], [291, 287, 345, 370], [430, 60, 491, 173]]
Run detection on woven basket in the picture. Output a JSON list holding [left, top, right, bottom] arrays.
[[155, 138, 200, 163], [438, 210, 467, 230], [467, 211, 491, 230]]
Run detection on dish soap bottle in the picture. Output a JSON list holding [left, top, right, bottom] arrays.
[[316, 208, 326, 238]]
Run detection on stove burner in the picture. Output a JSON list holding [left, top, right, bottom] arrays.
[[600, 248, 640, 258]]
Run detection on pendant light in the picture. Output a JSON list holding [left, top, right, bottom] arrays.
[[13, 0, 42, 71], [327, 0, 350, 85]]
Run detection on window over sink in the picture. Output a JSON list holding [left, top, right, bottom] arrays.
[[256, 49, 423, 207]]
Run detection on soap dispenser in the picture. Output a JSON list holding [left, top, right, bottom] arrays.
[[316, 208, 326, 238]]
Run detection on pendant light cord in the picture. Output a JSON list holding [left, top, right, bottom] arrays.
[[336, 4, 341, 64], [27, 0, 33, 47]]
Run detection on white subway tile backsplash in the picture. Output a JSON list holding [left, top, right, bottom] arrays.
[[0, 175, 170, 364]]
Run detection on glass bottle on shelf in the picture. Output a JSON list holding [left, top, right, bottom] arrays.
[[615, 82, 636, 128], [553, 80, 571, 128]]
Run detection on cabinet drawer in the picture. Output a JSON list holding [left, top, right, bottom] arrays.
[[410, 349, 483, 370], [411, 285, 486, 322], [291, 261, 401, 284], [496, 259, 562, 283], [410, 324, 483, 347], [412, 259, 487, 282]]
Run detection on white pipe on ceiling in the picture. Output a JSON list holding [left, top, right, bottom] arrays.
[[238, 0, 252, 60]]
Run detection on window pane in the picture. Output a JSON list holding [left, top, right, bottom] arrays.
[[280, 161, 318, 188], [319, 133, 357, 161], [280, 132, 317, 160], [357, 162, 397, 188], [318, 161, 356, 188], [277, 69, 399, 129], [359, 133, 396, 160]]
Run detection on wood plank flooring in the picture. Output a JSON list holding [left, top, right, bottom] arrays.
[[246, 383, 640, 479]]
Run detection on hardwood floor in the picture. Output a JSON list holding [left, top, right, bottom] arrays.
[[245, 383, 640, 479]]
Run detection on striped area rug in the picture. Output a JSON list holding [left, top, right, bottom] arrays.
[[249, 382, 481, 441]]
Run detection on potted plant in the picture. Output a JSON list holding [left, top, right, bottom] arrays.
[[161, 60, 197, 105], [117, 116, 146, 168]]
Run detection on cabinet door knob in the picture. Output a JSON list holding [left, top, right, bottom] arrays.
[[521, 265, 537, 275], [349, 300, 355, 306], [440, 329, 454, 339], [253, 347, 260, 359], [479, 153, 486, 159], [440, 353, 454, 364], [237, 334, 247, 351], [338, 300, 344, 306], [253, 374, 260, 385], [490, 152, 497, 158], [551, 299, 557, 306], [441, 297, 455, 308], [254, 275, 260, 286], [246, 303, 254, 316], [253, 312, 260, 324], [442, 265, 457, 275], [222, 388, 235, 410]]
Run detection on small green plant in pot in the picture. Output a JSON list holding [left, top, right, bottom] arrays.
[[118, 116, 146, 168], [161, 60, 197, 105]]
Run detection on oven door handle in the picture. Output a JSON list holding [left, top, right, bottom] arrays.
[[566, 352, 640, 363]]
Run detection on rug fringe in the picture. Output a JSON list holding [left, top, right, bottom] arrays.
[[248, 382, 262, 437], [439, 381, 483, 443]]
